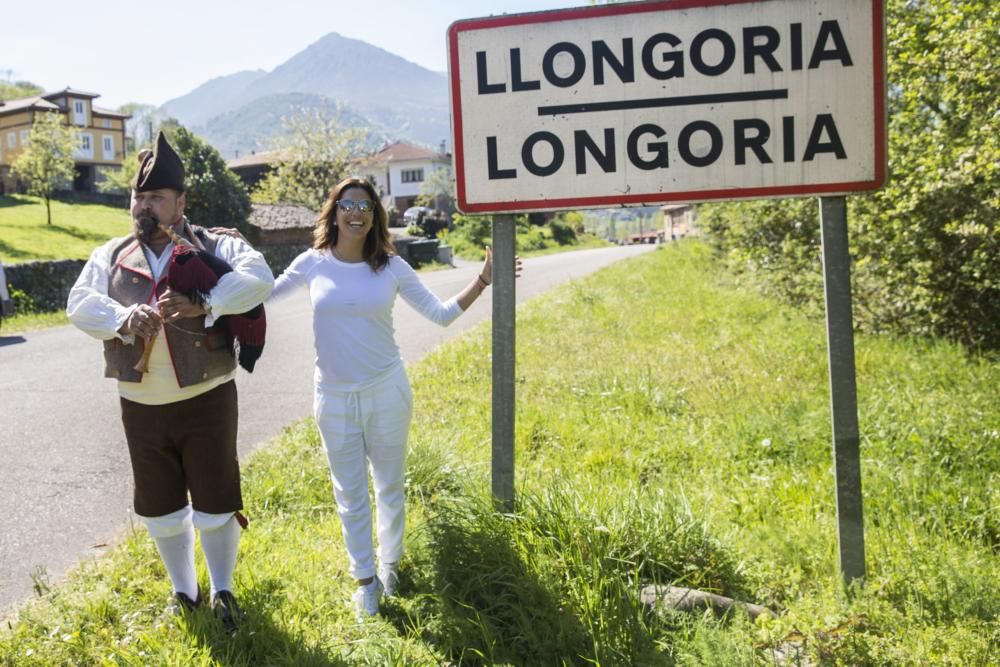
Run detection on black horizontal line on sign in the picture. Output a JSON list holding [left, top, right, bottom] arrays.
[[537, 89, 789, 116]]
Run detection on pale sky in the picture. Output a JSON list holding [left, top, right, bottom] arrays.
[[4, 0, 586, 111]]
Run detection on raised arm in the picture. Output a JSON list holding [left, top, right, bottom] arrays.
[[453, 246, 523, 312]]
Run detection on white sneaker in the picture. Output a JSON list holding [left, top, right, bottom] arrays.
[[379, 562, 399, 597], [353, 578, 383, 622]]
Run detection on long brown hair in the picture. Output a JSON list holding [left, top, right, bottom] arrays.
[[313, 177, 395, 271]]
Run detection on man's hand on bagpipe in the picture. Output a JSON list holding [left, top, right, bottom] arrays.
[[157, 288, 206, 321], [132, 220, 266, 374], [121, 303, 163, 340]]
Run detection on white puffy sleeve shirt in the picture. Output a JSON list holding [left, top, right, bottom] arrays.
[[67, 234, 274, 342]]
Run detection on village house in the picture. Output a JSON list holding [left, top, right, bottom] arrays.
[[661, 204, 696, 239], [0, 87, 130, 194], [227, 140, 453, 226], [360, 140, 451, 223], [226, 149, 290, 192]]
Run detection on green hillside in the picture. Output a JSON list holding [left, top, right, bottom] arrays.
[[0, 195, 131, 262]]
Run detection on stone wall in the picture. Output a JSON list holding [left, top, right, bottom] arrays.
[[55, 190, 129, 208], [247, 204, 315, 247], [4, 259, 86, 312]]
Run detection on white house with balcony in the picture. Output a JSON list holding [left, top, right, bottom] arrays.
[[361, 141, 451, 223]]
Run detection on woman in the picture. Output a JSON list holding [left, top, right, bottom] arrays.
[[271, 177, 517, 621]]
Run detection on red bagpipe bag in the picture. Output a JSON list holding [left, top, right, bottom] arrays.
[[166, 243, 266, 372]]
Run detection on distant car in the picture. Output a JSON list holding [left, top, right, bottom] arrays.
[[403, 206, 433, 226], [0, 259, 14, 332], [403, 207, 448, 239]]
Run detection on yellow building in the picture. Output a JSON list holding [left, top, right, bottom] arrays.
[[0, 87, 130, 194]]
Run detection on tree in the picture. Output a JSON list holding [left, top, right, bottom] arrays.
[[415, 167, 456, 216], [252, 107, 374, 211], [852, 0, 999, 348], [165, 126, 252, 234], [10, 111, 78, 225], [0, 80, 43, 100], [97, 122, 252, 233], [699, 0, 999, 350], [118, 102, 164, 154]]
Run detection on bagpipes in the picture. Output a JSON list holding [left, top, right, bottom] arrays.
[[134, 223, 266, 374]]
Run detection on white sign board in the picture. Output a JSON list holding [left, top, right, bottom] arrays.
[[448, 0, 886, 213]]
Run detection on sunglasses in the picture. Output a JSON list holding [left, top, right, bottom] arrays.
[[336, 199, 375, 214]]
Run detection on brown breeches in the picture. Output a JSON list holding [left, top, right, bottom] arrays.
[[120, 380, 242, 517]]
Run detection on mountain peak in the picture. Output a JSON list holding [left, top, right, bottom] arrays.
[[158, 34, 448, 157]]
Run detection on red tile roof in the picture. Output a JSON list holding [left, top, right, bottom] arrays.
[[369, 141, 446, 164], [227, 149, 291, 168]]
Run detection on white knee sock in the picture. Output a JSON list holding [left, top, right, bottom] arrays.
[[142, 506, 198, 600], [196, 513, 240, 598], [152, 530, 198, 600]]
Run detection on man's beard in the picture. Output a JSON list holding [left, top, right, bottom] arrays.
[[133, 213, 159, 245]]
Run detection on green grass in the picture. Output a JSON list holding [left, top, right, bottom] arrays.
[[2, 241, 997, 665], [0, 195, 132, 263], [0, 310, 68, 334]]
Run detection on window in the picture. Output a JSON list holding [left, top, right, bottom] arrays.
[[400, 168, 424, 183], [19, 130, 29, 145], [77, 132, 94, 159], [6, 132, 15, 149], [73, 100, 86, 125], [102, 135, 114, 160], [102, 118, 112, 129]]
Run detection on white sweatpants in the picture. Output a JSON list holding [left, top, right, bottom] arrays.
[[314, 365, 413, 580]]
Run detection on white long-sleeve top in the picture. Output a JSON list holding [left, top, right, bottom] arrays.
[[67, 232, 274, 403], [272, 249, 463, 391]]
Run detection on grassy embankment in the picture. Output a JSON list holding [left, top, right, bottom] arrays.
[[2, 240, 997, 665], [0, 195, 131, 262], [0, 195, 131, 332]]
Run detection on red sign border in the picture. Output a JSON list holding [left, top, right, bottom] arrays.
[[447, 0, 887, 213]]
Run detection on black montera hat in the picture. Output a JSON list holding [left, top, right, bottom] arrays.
[[132, 131, 185, 192]]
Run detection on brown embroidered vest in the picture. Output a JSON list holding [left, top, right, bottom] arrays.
[[103, 226, 236, 386]]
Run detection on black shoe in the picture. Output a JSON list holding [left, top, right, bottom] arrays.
[[212, 590, 245, 635], [165, 590, 201, 616]]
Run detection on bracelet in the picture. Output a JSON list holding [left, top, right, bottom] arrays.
[[477, 274, 490, 288]]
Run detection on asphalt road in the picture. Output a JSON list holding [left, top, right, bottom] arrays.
[[0, 243, 654, 616]]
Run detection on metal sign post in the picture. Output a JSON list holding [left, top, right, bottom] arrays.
[[819, 196, 866, 585], [449, 0, 886, 563], [491, 215, 516, 512]]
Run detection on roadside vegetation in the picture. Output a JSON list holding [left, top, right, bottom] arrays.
[[0, 309, 68, 333], [2, 241, 995, 665], [443, 211, 610, 260], [699, 0, 999, 352]]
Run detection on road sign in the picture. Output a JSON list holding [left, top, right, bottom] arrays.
[[448, 0, 886, 213]]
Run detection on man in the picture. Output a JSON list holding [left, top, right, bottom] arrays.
[[67, 132, 273, 633]]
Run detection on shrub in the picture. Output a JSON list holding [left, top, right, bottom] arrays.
[[700, 0, 1000, 351]]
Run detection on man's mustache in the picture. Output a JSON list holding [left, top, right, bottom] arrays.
[[134, 213, 160, 244]]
